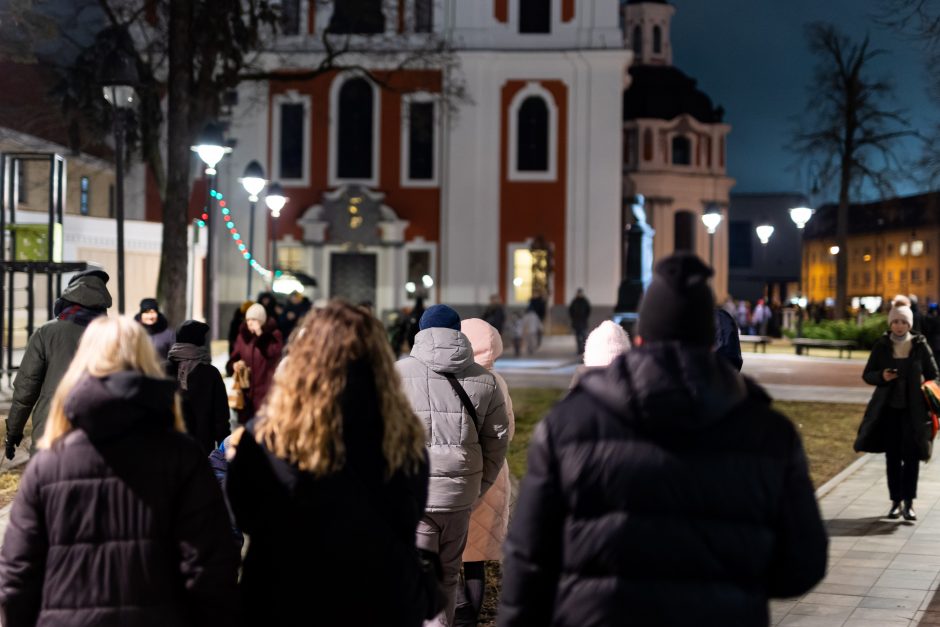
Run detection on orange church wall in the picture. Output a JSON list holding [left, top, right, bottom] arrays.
[[499, 80, 568, 306]]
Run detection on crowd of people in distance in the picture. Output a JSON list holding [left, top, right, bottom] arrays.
[[0, 255, 837, 626]]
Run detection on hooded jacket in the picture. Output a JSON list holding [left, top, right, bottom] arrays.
[[396, 327, 510, 512], [134, 312, 176, 362], [460, 319, 515, 562], [6, 274, 111, 448], [499, 343, 828, 627], [0, 371, 239, 627]]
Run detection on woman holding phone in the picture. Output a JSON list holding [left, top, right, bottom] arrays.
[[856, 296, 939, 521]]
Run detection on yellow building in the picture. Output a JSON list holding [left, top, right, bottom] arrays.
[[803, 192, 940, 307]]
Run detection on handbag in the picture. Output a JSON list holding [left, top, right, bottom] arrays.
[[228, 366, 251, 410], [921, 379, 940, 439]]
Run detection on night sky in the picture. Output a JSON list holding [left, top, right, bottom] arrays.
[[668, 0, 934, 202]]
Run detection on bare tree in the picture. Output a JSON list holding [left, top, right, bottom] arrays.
[[3, 0, 464, 327], [792, 22, 913, 316]]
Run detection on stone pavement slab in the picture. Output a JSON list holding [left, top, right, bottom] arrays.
[[772, 453, 940, 626]]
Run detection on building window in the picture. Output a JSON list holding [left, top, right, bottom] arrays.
[[80, 176, 90, 215], [912, 240, 924, 256], [415, 0, 433, 32], [519, 0, 551, 33], [328, 0, 384, 34], [624, 129, 637, 167], [671, 136, 691, 166], [406, 250, 432, 298], [512, 248, 534, 303], [852, 273, 859, 287], [402, 96, 436, 185], [674, 210, 695, 252], [280, 0, 301, 35], [728, 221, 752, 269], [912, 268, 922, 284], [643, 128, 653, 161], [899, 242, 909, 256], [887, 271, 894, 283], [517, 97, 549, 172], [829, 274, 835, 288], [278, 102, 305, 180], [863, 272, 871, 286], [653, 25, 662, 53], [277, 246, 304, 272], [887, 243, 894, 257], [719, 137, 725, 167], [337, 78, 375, 180], [632, 25, 642, 56], [901, 270, 907, 283], [928, 268, 933, 282]]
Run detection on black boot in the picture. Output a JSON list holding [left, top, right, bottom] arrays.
[[888, 501, 903, 519], [903, 500, 917, 521]]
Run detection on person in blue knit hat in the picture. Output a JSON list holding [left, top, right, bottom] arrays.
[[396, 304, 510, 626]]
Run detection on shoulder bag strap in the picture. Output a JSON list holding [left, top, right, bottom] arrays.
[[441, 372, 482, 434]]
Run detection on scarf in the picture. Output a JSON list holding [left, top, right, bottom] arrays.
[[167, 343, 211, 390], [891, 332, 913, 359], [55, 301, 106, 328]]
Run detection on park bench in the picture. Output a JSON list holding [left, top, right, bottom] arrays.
[[739, 335, 772, 353], [791, 338, 857, 359]]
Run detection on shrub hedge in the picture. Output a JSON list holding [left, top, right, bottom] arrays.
[[782, 314, 888, 349]]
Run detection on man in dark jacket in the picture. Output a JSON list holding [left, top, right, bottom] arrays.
[[499, 253, 827, 627], [568, 288, 591, 355], [5, 269, 111, 457], [134, 297, 175, 362]]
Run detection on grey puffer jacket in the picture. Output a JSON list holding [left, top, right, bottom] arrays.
[[396, 327, 510, 512], [7, 274, 111, 449]]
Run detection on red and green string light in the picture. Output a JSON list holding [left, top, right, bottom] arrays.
[[197, 188, 276, 280]]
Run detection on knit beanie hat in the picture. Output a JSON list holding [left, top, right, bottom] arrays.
[[888, 295, 914, 327], [419, 304, 461, 331], [636, 252, 715, 346], [583, 320, 631, 367], [177, 320, 210, 346], [245, 303, 267, 323], [139, 298, 160, 314]]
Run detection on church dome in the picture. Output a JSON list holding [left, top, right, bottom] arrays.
[[623, 65, 724, 124]]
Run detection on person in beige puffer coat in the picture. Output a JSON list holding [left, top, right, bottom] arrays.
[[454, 318, 515, 627]]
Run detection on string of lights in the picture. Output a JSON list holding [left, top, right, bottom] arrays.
[[196, 188, 278, 281]]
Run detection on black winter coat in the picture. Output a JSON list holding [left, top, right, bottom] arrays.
[[166, 360, 231, 455], [0, 372, 240, 627], [226, 360, 430, 627], [499, 343, 828, 627], [855, 333, 939, 461]]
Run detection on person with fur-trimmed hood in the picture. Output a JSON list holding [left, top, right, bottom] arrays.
[[499, 253, 827, 627], [855, 295, 939, 521]]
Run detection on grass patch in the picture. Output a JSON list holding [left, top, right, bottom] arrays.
[[508, 388, 865, 489]]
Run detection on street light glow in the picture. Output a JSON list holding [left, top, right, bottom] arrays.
[[239, 161, 267, 202], [265, 182, 288, 218], [422, 274, 434, 289], [701, 207, 722, 234], [191, 123, 232, 175], [829, 245, 840, 255], [789, 206, 814, 229], [756, 224, 774, 245]]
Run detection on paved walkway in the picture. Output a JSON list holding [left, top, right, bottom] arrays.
[[773, 453, 940, 626]]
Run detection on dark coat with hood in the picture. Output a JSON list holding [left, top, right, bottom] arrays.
[[499, 343, 828, 627], [225, 318, 283, 423], [226, 360, 431, 626], [134, 312, 175, 361], [0, 371, 240, 627], [855, 332, 939, 461], [7, 274, 111, 448], [166, 351, 231, 455]]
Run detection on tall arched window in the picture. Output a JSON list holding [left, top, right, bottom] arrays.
[[328, 0, 384, 34], [671, 135, 691, 166], [337, 78, 374, 179], [653, 26, 662, 53], [632, 26, 642, 55], [674, 210, 696, 252], [520, 0, 551, 33], [642, 128, 653, 161], [517, 96, 549, 172]]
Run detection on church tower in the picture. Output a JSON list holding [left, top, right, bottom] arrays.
[[622, 0, 676, 66]]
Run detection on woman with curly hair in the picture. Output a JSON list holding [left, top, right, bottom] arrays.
[[226, 300, 431, 626], [0, 316, 239, 626]]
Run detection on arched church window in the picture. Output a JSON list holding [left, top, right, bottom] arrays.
[[520, 0, 551, 33], [337, 78, 374, 179], [674, 210, 696, 252], [643, 128, 653, 161], [653, 25, 662, 54], [672, 135, 691, 166], [632, 26, 642, 56], [517, 96, 549, 172]]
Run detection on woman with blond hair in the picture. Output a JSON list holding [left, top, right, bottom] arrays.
[[0, 316, 239, 627], [226, 300, 431, 626]]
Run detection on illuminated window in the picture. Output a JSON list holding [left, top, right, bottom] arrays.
[[900, 242, 909, 256], [406, 250, 431, 299], [911, 240, 924, 256], [513, 248, 534, 303], [277, 246, 303, 272], [80, 176, 90, 215]]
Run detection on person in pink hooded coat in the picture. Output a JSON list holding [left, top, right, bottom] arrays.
[[454, 318, 515, 627]]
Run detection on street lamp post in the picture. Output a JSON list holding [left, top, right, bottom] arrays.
[[756, 224, 775, 299], [265, 182, 288, 276], [98, 37, 139, 315], [191, 122, 232, 333], [239, 161, 266, 299], [789, 205, 814, 337], [701, 205, 723, 265]]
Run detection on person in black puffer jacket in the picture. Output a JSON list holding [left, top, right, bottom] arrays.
[[0, 316, 239, 627], [499, 253, 827, 627], [135, 297, 175, 362], [226, 301, 431, 627], [167, 320, 231, 455]]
